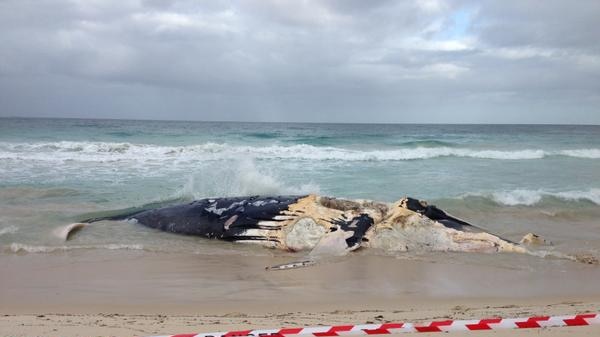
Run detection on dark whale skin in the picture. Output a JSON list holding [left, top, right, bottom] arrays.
[[81, 195, 375, 249], [102, 195, 305, 243]]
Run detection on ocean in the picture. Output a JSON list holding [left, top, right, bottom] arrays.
[[1, 118, 599, 260]]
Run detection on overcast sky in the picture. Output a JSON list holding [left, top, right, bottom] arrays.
[[1, 0, 599, 123]]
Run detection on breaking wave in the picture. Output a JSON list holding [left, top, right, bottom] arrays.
[[174, 158, 320, 199], [1, 141, 600, 162], [461, 189, 600, 206]]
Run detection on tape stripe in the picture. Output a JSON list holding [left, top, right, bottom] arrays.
[[146, 313, 599, 337]]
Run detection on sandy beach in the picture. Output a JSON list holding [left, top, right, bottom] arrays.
[[2, 250, 599, 336], [2, 301, 600, 337]]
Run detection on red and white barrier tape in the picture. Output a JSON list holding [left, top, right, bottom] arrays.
[[149, 313, 599, 337]]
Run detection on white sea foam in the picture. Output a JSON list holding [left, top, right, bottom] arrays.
[[174, 158, 320, 199], [0, 225, 19, 236], [559, 149, 600, 159], [2, 141, 599, 162], [491, 190, 544, 206], [5, 243, 144, 254], [464, 189, 600, 206], [553, 189, 600, 205]]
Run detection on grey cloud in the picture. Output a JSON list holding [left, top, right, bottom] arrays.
[[0, 0, 598, 123], [473, 0, 600, 49]]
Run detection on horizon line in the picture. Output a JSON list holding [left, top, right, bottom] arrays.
[[1, 115, 599, 127]]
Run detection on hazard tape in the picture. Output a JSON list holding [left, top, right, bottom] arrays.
[[148, 313, 599, 337]]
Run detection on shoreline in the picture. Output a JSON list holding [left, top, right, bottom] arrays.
[[2, 248, 600, 336]]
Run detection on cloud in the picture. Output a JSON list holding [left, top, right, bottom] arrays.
[[0, 0, 598, 123]]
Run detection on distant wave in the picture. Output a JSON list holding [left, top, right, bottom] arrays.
[[2, 141, 600, 162], [5, 243, 144, 254], [460, 189, 600, 206], [559, 149, 600, 159], [0, 225, 19, 236], [396, 140, 457, 147], [244, 132, 282, 139]]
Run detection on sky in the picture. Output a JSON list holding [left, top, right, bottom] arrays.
[[0, 0, 599, 124]]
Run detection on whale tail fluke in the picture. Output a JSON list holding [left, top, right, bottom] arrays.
[[54, 206, 148, 241], [54, 198, 176, 241], [53, 222, 89, 241], [54, 215, 132, 241]]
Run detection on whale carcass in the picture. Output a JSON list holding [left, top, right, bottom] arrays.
[[61, 194, 596, 267]]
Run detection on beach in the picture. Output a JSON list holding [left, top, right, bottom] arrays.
[[3, 301, 600, 337], [1, 119, 600, 336], [2, 250, 600, 336]]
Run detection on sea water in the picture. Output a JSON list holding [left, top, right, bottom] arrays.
[[1, 118, 599, 258]]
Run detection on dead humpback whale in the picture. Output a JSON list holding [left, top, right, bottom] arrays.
[[61, 194, 597, 267]]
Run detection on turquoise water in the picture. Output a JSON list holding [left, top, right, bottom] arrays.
[[1, 118, 599, 255]]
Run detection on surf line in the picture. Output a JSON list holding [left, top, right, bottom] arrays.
[[146, 313, 599, 336]]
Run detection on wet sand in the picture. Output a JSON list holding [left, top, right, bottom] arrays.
[[1, 250, 599, 336]]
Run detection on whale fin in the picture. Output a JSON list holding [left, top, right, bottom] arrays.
[[54, 222, 89, 241]]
